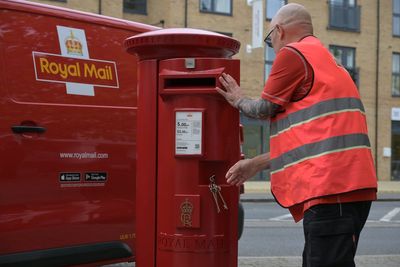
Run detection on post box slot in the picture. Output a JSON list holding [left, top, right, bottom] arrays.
[[164, 77, 216, 88], [159, 66, 225, 95]]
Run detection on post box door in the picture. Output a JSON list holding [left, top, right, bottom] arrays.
[[156, 57, 241, 266]]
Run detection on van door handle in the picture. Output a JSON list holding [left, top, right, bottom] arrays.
[[11, 125, 46, 134]]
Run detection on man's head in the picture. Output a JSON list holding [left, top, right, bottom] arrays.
[[265, 3, 313, 53]]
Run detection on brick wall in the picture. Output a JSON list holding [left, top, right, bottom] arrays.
[[26, 0, 400, 180]]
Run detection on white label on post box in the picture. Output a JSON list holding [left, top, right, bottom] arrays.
[[175, 111, 202, 155]]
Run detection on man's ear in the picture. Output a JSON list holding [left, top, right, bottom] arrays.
[[277, 24, 285, 40]]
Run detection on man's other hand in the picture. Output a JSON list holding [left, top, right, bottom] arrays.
[[226, 159, 258, 186]]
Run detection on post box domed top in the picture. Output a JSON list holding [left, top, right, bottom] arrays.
[[124, 28, 241, 60]]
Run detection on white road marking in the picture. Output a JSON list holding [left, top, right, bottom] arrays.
[[269, 213, 292, 221], [379, 207, 400, 222]]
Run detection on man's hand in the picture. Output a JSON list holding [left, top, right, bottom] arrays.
[[226, 159, 258, 186], [216, 73, 244, 108], [226, 153, 271, 186]]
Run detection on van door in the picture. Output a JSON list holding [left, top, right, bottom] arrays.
[[0, 4, 147, 264]]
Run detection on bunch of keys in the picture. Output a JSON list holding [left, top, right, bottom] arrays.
[[209, 175, 228, 213]]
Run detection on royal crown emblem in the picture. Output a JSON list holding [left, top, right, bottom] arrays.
[[65, 30, 83, 56], [180, 198, 193, 227]]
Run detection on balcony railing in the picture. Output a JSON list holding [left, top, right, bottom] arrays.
[[329, 4, 361, 32]]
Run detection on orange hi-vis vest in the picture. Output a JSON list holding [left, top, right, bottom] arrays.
[[269, 36, 378, 208]]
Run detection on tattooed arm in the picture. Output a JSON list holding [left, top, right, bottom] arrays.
[[216, 73, 281, 119], [235, 97, 280, 119]]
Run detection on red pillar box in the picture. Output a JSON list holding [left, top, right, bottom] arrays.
[[124, 28, 241, 267]]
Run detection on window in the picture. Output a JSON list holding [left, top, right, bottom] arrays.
[[394, 0, 400, 36], [123, 0, 147, 15], [264, 46, 276, 81], [200, 0, 232, 15], [329, 45, 358, 85], [266, 0, 286, 20], [240, 114, 270, 181], [328, 0, 360, 31], [393, 53, 400, 96], [392, 121, 400, 180]]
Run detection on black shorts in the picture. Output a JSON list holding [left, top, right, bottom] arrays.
[[302, 201, 372, 267]]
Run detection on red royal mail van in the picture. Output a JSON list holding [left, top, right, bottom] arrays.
[[0, 0, 158, 266]]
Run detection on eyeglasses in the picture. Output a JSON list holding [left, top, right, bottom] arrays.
[[264, 27, 275, 48]]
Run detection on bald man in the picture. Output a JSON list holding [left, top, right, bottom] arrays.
[[217, 3, 377, 267]]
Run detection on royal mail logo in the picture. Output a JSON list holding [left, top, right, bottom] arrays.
[[32, 26, 119, 96], [33, 52, 118, 87]]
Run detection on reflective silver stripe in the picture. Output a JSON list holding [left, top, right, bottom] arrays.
[[270, 98, 365, 137], [270, 133, 371, 174]]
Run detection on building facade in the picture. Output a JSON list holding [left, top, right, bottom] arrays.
[[29, 0, 400, 181]]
